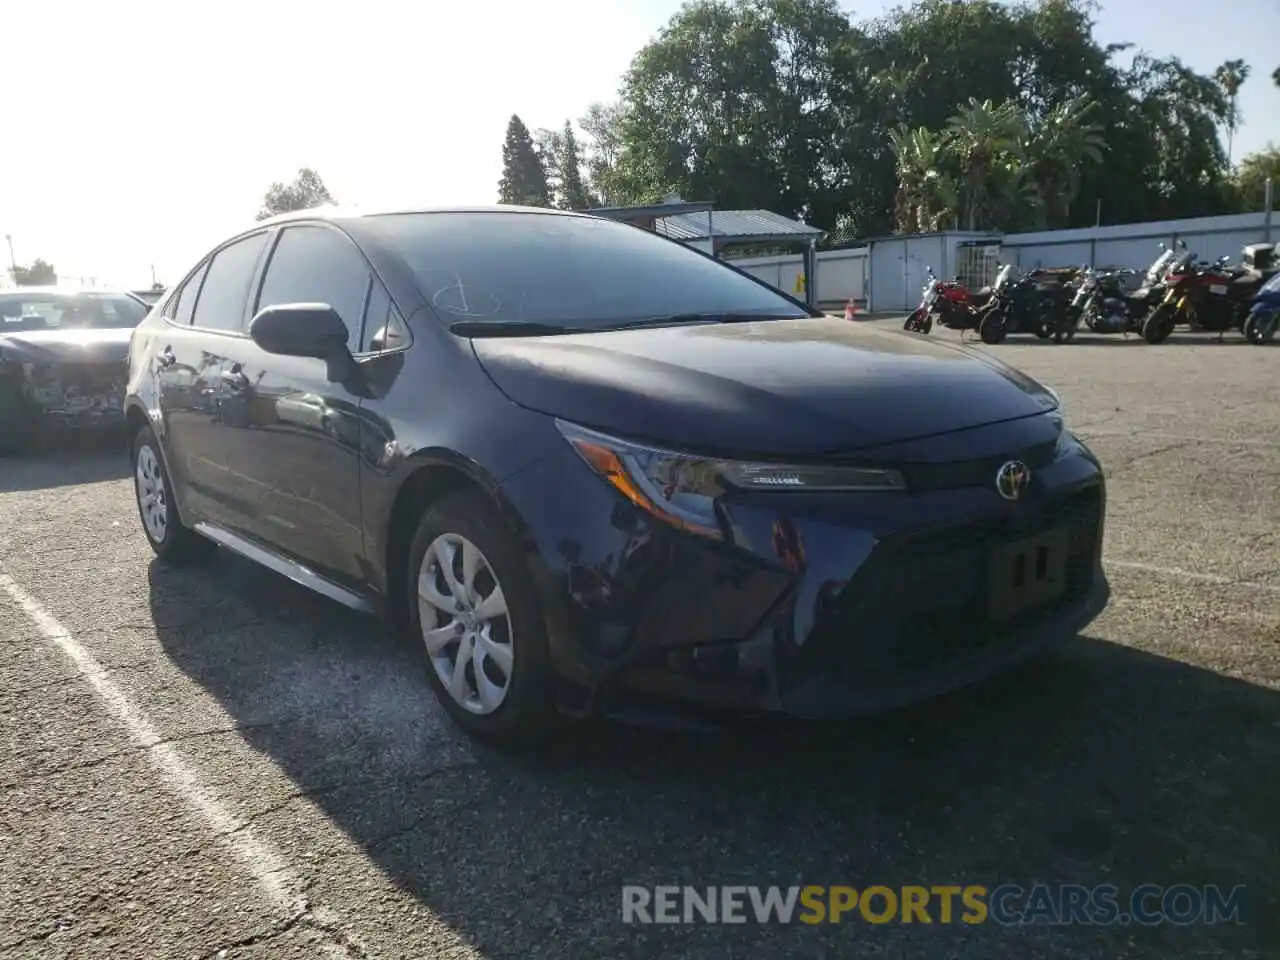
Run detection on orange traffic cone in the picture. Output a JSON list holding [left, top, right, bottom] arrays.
[[844, 299, 856, 321]]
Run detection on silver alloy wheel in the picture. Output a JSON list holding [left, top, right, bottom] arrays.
[[136, 443, 168, 543], [417, 533, 514, 715]]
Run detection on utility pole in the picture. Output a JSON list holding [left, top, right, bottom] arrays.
[[4, 234, 15, 272]]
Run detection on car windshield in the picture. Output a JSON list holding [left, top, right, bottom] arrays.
[[365, 211, 810, 331], [0, 292, 148, 332]]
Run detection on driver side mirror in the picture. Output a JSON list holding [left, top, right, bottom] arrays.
[[249, 303, 358, 384]]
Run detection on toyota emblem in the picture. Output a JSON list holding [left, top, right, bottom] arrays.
[[995, 460, 1031, 501]]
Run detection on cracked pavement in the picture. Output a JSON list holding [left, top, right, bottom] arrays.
[[1, 324, 1277, 959]]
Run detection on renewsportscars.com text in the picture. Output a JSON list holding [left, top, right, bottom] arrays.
[[621, 884, 1246, 926]]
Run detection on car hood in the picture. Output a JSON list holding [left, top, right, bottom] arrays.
[[0, 326, 132, 364], [470, 317, 1060, 457]]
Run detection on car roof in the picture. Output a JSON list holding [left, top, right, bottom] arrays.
[[253, 203, 594, 229]]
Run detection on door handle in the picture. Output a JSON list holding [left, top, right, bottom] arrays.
[[157, 346, 176, 368], [220, 366, 250, 391]]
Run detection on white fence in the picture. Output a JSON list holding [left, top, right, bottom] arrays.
[[1000, 210, 1275, 272], [731, 247, 867, 306], [725, 207, 1275, 311]]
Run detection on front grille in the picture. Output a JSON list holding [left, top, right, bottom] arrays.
[[799, 485, 1102, 689], [902, 439, 1058, 493]]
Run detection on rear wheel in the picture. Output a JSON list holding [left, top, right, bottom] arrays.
[[406, 489, 556, 748], [1142, 305, 1176, 344], [132, 426, 213, 563]]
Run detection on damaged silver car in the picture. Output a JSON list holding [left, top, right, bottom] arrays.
[[0, 287, 150, 451]]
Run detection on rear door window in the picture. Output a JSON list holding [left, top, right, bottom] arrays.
[[191, 233, 270, 333], [169, 261, 209, 325], [255, 225, 370, 353]]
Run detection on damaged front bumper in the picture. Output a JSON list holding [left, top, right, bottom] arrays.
[[0, 360, 129, 429]]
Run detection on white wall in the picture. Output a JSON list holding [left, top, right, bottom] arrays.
[[1000, 211, 1275, 273], [730, 248, 868, 304], [714, 209, 1276, 312]]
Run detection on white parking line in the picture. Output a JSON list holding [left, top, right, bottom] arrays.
[[0, 574, 355, 958]]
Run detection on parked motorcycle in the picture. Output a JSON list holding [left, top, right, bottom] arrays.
[[1141, 241, 1278, 344], [1070, 266, 1143, 334], [903, 267, 1003, 342], [1243, 269, 1280, 345], [980, 264, 1078, 343]]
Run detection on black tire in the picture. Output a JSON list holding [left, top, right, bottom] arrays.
[[1244, 311, 1278, 345], [131, 425, 214, 563], [979, 310, 1008, 344], [405, 488, 556, 748], [903, 310, 932, 335], [1142, 305, 1176, 345]]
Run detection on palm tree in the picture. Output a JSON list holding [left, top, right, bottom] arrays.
[[888, 126, 957, 233], [944, 99, 1027, 231], [1214, 59, 1251, 165], [1026, 96, 1108, 225]]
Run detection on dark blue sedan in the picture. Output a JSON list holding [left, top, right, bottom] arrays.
[[124, 205, 1109, 745]]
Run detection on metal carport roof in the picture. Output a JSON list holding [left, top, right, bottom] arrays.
[[654, 209, 825, 247]]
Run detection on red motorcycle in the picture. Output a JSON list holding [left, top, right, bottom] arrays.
[[903, 267, 1004, 343], [1141, 241, 1278, 344]]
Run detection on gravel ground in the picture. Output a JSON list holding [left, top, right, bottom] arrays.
[[1, 324, 1277, 959]]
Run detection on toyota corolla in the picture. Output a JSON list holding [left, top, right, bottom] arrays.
[[124, 205, 1109, 745]]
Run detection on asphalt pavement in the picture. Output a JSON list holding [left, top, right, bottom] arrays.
[[1, 323, 1276, 959]]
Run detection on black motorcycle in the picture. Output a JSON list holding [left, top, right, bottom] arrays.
[[980, 265, 1078, 343], [1065, 244, 1181, 336]]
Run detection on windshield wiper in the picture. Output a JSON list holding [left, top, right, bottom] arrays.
[[449, 320, 573, 338]]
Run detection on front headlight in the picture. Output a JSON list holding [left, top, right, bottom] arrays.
[[556, 420, 905, 538]]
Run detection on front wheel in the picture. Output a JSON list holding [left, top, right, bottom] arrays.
[[979, 310, 1008, 344], [1244, 310, 1278, 345], [406, 488, 556, 748], [1141, 305, 1176, 344], [132, 426, 214, 563], [903, 309, 932, 335]]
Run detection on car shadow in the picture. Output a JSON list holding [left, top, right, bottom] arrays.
[[0, 431, 129, 492], [147, 554, 1277, 959]]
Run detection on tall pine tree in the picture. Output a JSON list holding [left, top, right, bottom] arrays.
[[558, 121, 591, 210], [498, 115, 551, 207]]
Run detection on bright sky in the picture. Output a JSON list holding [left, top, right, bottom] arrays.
[[3, 0, 1276, 289]]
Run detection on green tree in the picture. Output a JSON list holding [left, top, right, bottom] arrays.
[[1213, 59, 1250, 165], [533, 122, 593, 210], [497, 115, 551, 207], [1025, 95, 1107, 224], [578, 102, 627, 205], [1234, 145, 1280, 210], [556, 122, 591, 210], [887, 126, 956, 232], [257, 167, 335, 220], [945, 98, 1027, 230], [10, 258, 56, 286]]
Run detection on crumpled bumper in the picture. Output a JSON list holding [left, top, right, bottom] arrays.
[[0, 360, 128, 428]]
